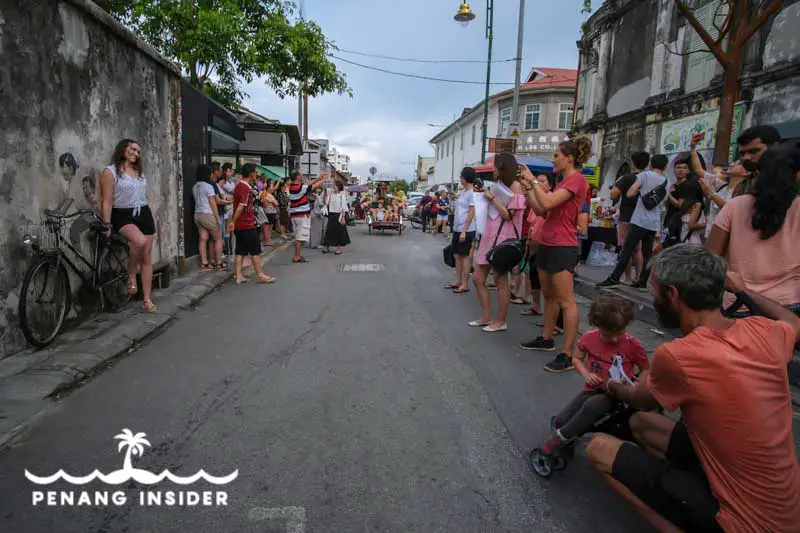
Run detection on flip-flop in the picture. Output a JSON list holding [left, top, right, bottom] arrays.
[[520, 308, 542, 316], [444, 283, 459, 289], [510, 297, 527, 305], [257, 276, 276, 284], [453, 288, 470, 294], [235, 278, 249, 285], [292, 257, 308, 263]]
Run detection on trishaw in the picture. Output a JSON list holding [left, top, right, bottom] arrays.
[[366, 206, 404, 235]]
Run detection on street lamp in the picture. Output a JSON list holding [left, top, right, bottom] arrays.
[[454, 2, 476, 27], [454, 1, 525, 165]]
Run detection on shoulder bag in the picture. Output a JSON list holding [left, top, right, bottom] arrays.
[[486, 216, 525, 274]]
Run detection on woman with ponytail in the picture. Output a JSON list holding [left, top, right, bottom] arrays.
[[518, 136, 592, 373]]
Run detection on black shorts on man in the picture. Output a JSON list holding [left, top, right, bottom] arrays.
[[234, 229, 261, 256]]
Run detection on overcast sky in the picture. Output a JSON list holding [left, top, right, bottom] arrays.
[[243, 0, 589, 179]]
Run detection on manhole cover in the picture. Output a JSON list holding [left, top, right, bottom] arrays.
[[338, 263, 385, 272]]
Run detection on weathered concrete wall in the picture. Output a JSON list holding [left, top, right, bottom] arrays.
[[0, 0, 181, 357], [605, 1, 658, 118]]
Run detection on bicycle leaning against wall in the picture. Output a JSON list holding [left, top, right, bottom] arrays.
[[18, 198, 132, 347]]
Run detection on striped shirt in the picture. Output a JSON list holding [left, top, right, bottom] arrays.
[[289, 183, 312, 217]]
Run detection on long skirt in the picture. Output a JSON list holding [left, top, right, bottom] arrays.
[[308, 214, 327, 248], [323, 212, 351, 248]]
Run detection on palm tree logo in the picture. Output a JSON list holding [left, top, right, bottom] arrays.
[[114, 429, 151, 473], [25, 428, 238, 485]]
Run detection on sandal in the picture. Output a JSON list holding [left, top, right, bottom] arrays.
[[453, 287, 470, 294], [257, 275, 276, 284], [510, 296, 527, 305], [201, 263, 212, 272], [235, 278, 249, 285], [292, 257, 308, 263], [216, 264, 225, 272], [520, 308, 542, 316], [127, 278, 138, 295], [143, 300, 157, 313], [444, 283, 459, 289]]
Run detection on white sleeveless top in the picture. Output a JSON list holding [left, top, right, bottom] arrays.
[[106, 165, 148, 213]]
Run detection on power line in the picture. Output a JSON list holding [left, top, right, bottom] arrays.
[[335, 48, 516, 64], [330, 56, 515, 85]]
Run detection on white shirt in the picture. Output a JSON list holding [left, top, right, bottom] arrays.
[[454, 191, 476, 232], [107, 165, 147, 210], [327, 191, 348, 214], [192, 181, 216, 215], [630, 170, 667, 232]]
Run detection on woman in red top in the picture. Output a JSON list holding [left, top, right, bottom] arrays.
[[519, 136, 592, 372]]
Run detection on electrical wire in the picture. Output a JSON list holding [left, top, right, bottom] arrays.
[[335, 48, 517, 64], [330, 55, 515, 85]]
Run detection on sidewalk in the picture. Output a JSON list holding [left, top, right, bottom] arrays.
[[0, 241, 290, 449]]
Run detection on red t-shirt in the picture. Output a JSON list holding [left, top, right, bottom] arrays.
[[577, 329, 649, 392], [538, 172, 588, 247], [233, 181, 255, 231], [647, 318, 800, 533]]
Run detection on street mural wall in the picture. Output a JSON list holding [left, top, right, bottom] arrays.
[[0, 0, 181, 358]]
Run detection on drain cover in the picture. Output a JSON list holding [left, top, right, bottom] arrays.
[[338, 263, 385, 272]]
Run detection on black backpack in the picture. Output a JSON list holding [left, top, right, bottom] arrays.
[[641, 179, 668, 210]]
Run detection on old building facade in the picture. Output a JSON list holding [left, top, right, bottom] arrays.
[[575, 0, 800, 188], [428, 68, 577, 187]]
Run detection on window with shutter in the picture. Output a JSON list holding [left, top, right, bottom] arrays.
[[685, 0, 728, 93]]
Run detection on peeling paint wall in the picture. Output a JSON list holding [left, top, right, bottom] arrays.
[[0, 0, 180, 357], [604, 1, 657, 118], [762, 2, 800, 69]]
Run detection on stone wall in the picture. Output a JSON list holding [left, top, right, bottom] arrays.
[[0, 0, 181, 357]]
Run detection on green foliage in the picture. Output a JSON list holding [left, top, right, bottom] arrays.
[[581, 0, 592, 14], [390, 180, 410, 195], [103, 0, 351, 109]]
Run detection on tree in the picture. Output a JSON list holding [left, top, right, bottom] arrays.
[[673, 0, 782, 165], [102, 0, 351, 109], [390, 179, 409, 195]]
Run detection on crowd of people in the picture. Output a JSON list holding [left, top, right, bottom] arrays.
[[427, 127, 800, 532]]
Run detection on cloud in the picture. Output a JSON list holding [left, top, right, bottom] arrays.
[[309, 119, 433, 179]]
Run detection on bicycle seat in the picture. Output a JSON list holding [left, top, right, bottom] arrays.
[[90, 221, 113, 233]]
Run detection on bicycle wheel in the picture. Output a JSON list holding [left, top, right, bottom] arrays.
[[99, 241, 132, 310], [19, 255, 71, 348]]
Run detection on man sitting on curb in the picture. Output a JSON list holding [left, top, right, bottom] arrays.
[[288, 170, 328, 263], [586, 244, 800, 533]]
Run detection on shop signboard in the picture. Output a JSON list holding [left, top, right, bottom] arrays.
[[659, 102, 746, 160]]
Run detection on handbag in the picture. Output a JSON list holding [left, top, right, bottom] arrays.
[[254, 205, 268, 226], [486, 217, 526, 274], [443, 244, 456, 268], [641, 179, 668, 210]]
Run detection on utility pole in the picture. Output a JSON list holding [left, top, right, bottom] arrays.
[[480, 0, 494, 164], [508, 0, 525, 144]]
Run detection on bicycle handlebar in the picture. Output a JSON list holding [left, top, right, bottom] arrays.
[[43, 208, 95, 221]]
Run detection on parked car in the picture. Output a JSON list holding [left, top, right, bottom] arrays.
[[403, 196, 421, 218]]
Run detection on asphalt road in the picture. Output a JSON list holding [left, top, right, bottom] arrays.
[[0, 224, 654, 533]]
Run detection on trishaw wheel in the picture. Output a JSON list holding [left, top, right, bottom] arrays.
[[551, 454, 568, 471], [528, 448, 553, 479]]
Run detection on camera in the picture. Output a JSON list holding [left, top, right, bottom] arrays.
[[473, 177, 484, 190]]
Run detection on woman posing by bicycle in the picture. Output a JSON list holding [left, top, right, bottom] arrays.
[[99, 139, 158, 312]]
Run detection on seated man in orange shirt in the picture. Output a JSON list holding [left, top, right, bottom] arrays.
[[587, 244, 800, 533]]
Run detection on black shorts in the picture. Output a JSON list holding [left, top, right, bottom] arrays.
[[111, 206, 155, 235], [234, 229, 262, 257], [528, 255, 541, 289], [266, 213, 278, 226], [611, 419, 722, 532], [536, 245, 579, 274], [451, 230, 475, 256]]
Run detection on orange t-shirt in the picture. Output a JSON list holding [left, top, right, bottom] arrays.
[[647, 317, 800, 533]]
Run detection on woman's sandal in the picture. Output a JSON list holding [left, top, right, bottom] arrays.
[[127, 278, 138, 295], [201, 263, 212, 272], [453, 287, 470, 294], [257, 275, 276, 284], [520, 308, 542, 316], [216, 263, 225, 272], [143, 300, 157, 313]]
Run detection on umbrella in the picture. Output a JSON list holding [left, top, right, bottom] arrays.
[[471, 154, 595, 177], [347, 184, 368, 193]]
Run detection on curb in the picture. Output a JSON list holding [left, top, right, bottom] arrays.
[[0, 242, 290, 451]]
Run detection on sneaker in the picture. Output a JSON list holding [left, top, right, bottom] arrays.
[[596, 278, 620, 288], [539, 431, 564, 455], [520, 336, 556, 351], [544, 353, 575, 373], [633, 281, 649, 292]]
